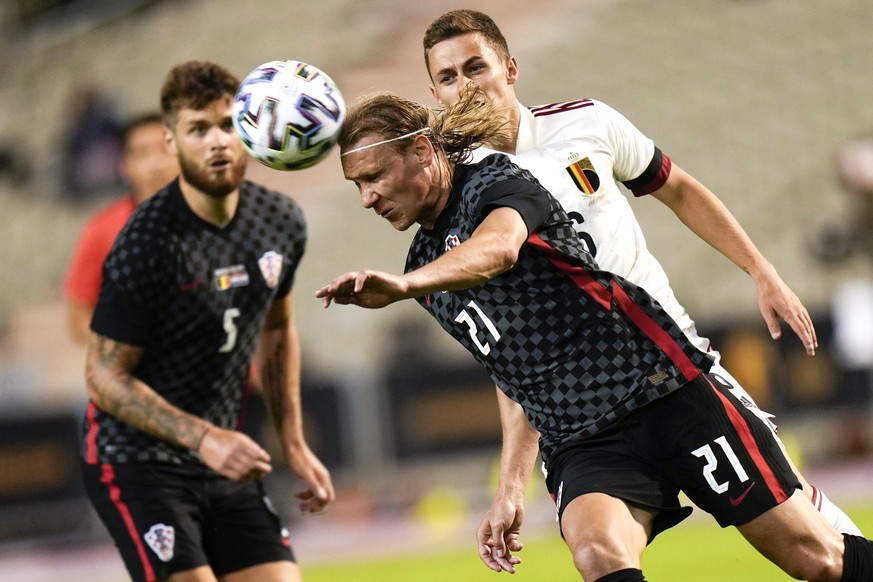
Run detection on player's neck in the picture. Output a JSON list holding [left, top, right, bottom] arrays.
[[418, 157, 453, 230], [179, 180, 239, 228], [487, 134, 518, 155]]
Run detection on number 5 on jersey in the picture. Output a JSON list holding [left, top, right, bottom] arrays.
[[219, 308, 240, 353]]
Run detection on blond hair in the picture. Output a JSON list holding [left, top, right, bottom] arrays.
[[338, 85, 510, 164]]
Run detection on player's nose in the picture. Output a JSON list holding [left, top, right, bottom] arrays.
[[210, 126, 234, 149], [360, 185, 378, 208]]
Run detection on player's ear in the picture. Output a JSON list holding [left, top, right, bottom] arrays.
[[164, 127, 178, 156], [412, 134, 434, 165], [506, 56, 519, 86], [429, 84, 446, 108]]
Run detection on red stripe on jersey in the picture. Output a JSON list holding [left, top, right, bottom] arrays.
[[100, 464, 156, 582], [529, 99, 594, 118], [610, 281, 700, 382], [527, 233, 700, 382], [85, 401, 100, 464], [704, 376, 789, 505], [527, 233, 611, 310]]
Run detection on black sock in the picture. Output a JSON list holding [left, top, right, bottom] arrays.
[[841, 534, 873, 582], [594, 568, 646, 582]]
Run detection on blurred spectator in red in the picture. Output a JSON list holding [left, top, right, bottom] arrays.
[[63, 112, 179, 344]]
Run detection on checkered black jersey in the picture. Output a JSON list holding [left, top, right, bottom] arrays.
[[405, 154, 713, 466], [83, 179, 306, 465]]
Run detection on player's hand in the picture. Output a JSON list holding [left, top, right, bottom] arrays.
[[198, 426, 272, 481], [754, 266, 818, 356], [316, 270, 409, 309], [477, 495, 525, 573], [285, 442, 335, 513]]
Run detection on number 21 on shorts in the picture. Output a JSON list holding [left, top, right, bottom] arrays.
[[692, 436, 750, 494]]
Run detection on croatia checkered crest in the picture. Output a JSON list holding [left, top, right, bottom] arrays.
[[233, 60, 346, 171]]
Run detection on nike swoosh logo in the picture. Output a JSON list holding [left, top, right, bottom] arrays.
[[728, 481, 756, 507]]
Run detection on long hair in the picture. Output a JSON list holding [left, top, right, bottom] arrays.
[[338, 93, 429, 157], [338, 85, 510, 165]]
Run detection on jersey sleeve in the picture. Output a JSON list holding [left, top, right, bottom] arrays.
[[90, 226, 158, 346], [275, 196, 307, 298], [474, 155, 551, 235], [621, 147, 672, 196], [596, 101, 672, 196]]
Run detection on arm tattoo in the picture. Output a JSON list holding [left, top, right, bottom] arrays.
[[261, 338, 287, 431], [87, 335, 206, 450]]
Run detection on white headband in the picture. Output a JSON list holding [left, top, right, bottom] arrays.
[[340, 127, 431, 157]]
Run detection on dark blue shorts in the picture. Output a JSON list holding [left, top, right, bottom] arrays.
[[545, 373, 801, 541], [82, 461, 294, 582]]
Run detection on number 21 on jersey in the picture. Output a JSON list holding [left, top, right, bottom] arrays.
[[455, 300, 501, 355]]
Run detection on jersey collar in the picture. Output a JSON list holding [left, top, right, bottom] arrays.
[[516, 100, 536, 154]]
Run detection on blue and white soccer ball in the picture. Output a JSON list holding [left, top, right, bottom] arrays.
[[233, 60, 346, 171]]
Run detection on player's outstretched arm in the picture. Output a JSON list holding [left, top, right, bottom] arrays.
[[651, 164, 817, 355], [85, 332, 272, 480], [317, 206, 530, 309], [258, 294, 335, 513], [478, 388, 540, 573], [749, 263, 817, 355], [316, 269, 410, 309]]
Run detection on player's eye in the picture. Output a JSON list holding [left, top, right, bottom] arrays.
[[439, 74, 455, 85]]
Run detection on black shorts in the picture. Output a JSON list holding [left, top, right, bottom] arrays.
[[82, 461, 295, 582], [545, 373, 800, 541]]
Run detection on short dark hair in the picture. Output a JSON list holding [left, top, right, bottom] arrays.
[[120, 112, 164, 150], [423, 10, 510, 72], [159, 61, 240, 127]]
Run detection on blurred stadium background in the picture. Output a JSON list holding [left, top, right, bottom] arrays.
[[1, 0, 872, 580]]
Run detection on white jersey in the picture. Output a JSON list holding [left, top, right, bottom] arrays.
[[473, 99, 707, 352]]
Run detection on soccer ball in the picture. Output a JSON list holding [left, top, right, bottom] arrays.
[[233, 60, 346, 171]]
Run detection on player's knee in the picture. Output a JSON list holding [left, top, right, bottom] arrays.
[[569, 538, 633, 579], [780, 542, 842, 582], [806, 556, 842, 582]]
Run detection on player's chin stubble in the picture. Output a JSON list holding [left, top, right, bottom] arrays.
[[179, 155, 246, 199]]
